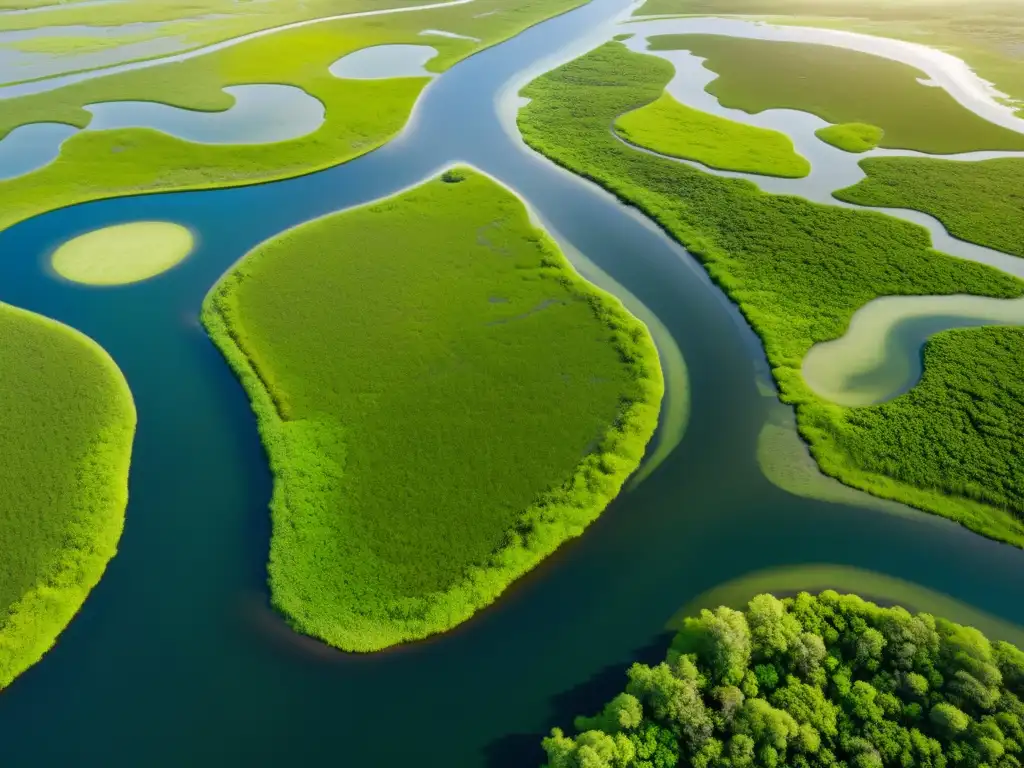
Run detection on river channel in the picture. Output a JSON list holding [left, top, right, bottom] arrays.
[[1, 0, 1023, 764]]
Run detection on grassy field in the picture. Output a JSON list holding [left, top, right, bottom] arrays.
[[615, 92, 810, 177], [0, 0, 585, 235], [52, 221, 195, 285], [814, 122, 884, 153], [646, 34, 1024, 154], [518, 41, 1024, 547], [635, 0, 1024, 118], [202, 169, 663, 651], [0, 304, 135, 688], [836, 156, 1024, 259]]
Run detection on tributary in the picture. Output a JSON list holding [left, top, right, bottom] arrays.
[[1, 0, 1023, 764]]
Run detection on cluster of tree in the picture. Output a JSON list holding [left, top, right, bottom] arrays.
[[542, 591, 1024, 768]]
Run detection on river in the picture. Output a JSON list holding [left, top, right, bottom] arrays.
[[0, 0, 1023, 764]]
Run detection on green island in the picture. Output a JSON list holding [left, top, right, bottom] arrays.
[[645, 34, 1024, 154], [0, 304, 135, 689], [543, 590, 1024, 768], [202, 168, 663, 651], [635, 0, 1024, 119], [51, 221, 195, 285], [615, 92, 810, 177], [0, 0, 585, 234], [836, 157, 1024, 260], [517, 41, 1024, 547], [815, 123, 884, 153]]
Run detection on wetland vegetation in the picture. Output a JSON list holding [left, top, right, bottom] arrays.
[[615, 92, 810, 178], [543, 591, 1024, 768], [51, 221, 195, 285], [837, 158, 1024, 260], [518, 41, 1024, 547], [202, 168, 662, 650], [0, 304, 135, 688], [814, 123, 884, 154], [645, 34, 1024, 154]]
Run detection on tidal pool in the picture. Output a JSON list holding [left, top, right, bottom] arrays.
[[51, 221, 195, 285], [802, 293, 1024, 405], [0, 122, 77, 181], [329, 44, 438, 79]]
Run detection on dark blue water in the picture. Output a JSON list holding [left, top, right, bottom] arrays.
[[1, 1, 1023, 764]]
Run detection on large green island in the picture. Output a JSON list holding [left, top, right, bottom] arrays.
[[203, 168, 663, 650]]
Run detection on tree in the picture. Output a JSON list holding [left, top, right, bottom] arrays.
[[575, 693, 643, 735], [747, 595, 802, 661], [930, 702, 972, 736]]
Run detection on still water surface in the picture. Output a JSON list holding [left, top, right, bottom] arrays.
[[0, 0, 1023, 764]]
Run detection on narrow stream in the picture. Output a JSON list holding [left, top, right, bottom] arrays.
[[0, 0, 1023, 765]]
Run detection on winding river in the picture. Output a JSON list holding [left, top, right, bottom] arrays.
[[1, 0, 1024, 765]]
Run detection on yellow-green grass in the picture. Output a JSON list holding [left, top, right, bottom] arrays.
[[636, 0, 1024, 119], [518, 42, 1024, 548], [202, 168, 663, 651], [815, 122, 883, 153], [646, 34, 1024, 154], [837, 156, 1024, 260], [5, 32, 164, 56], [51, 221, 194, 285], [0, 303, 135, 688], [0, 0, 586, 236], [614, 92, 810, 178]]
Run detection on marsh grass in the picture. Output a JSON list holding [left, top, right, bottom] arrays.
[[615, 92, 810, 178], [814, 122, 883, 153], [0, 0, 587, 234], [646, 34, 1024, 154], [837, 156, 1024, 260], [202, 169, 663, 651], [0, 305, 135, 688], [517, 42, 1024, 548]]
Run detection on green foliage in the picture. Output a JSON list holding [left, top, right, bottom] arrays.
[[615, 93, 810, 177], [815, 123, 884, 153], [543, 591, 1024, 768], [0, 304, 135, 688], [517, 41, 1024, 546], [0, 0, 587, 235], [837, 157, 1024, 259], [202, 169, 663, 651], [646, 34, 1024, 154]]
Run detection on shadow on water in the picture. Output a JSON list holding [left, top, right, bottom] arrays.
[[0, 0, 1023, 765]]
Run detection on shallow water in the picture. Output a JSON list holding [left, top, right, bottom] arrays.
[[0, 121, 76, 180], [0, 1, 1023, 766], [329, 43, 438, 79]]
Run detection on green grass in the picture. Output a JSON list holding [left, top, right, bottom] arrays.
[[815, 122, 884, 153], [0, 304, 135, 688], [52, 221, 194, 285], [837, 156, 1024, 259], [5, 33, 166, 55], [0, 0, 586, 235], [635, 0, 1024, 119], [646, 34, 1024, 154], [615, 92, 810, 177], [517, 41, 1024, 548], [202, 169, 663, 651]]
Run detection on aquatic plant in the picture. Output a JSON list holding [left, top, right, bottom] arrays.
[[815, 123, 884, 153], [543, 591, 1024, 768], [645, 34, 1024, 154], [517, 41, 1024, 547], [202, 169, 663, 650], [615, 92, 810, 178], [836, 157, 1024, 259], [0, 305, 135, 689]]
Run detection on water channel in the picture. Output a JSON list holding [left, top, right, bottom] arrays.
[[1, 0, 1023, 764]]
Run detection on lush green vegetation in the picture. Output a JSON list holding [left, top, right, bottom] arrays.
[[615, 93, 810, 178], [517, 41, 1024, 547], [543, 590, 1024, 768], [837, 158, 1024, 259], [51, 221, 195, 285], [0, 0, 585, 235], [0, 304, 135, 688], [815, 123, 884, 153], [645, 35, 1024, 154], [635, 0, 1024, 119], [203, 169, 663, 651]]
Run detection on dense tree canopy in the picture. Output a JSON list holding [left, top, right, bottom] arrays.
[[543, 592, 1024, 768]]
